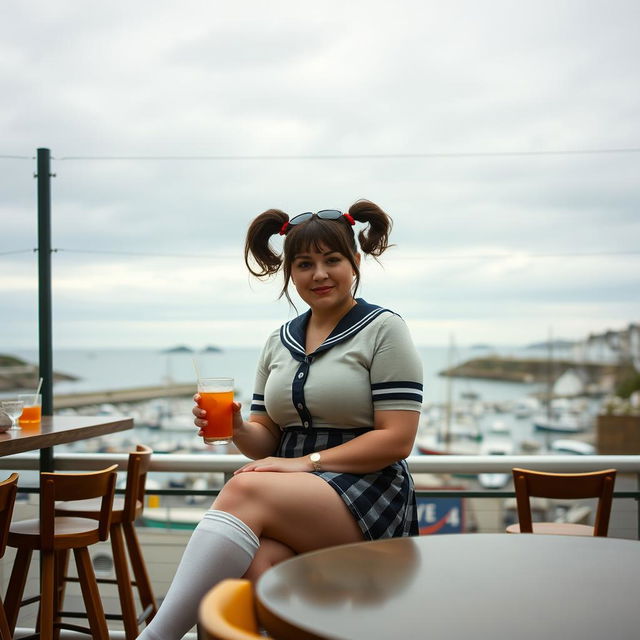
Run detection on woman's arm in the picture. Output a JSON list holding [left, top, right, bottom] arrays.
[[235, 409, 418, 474]]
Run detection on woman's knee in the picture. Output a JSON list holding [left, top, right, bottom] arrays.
[[212, 472, 263, 511]]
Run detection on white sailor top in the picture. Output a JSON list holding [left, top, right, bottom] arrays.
[[250, 299, 423, 429]]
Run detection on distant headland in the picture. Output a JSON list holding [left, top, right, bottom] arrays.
[[0, 354, 77, 392], [161, 345, 222, 354]]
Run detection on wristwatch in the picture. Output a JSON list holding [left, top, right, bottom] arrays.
[[309, 452, 322, 472]]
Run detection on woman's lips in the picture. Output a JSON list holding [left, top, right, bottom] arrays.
[[312, 286, 333, 295]]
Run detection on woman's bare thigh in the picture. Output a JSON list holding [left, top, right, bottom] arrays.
[[212, 471, 364, 554]]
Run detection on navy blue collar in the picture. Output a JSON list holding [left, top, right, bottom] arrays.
[[280, 298, 393, 360]]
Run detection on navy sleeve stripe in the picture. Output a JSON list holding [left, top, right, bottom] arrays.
[[373, 392, 423, 403], [371, 381, 423, 391]]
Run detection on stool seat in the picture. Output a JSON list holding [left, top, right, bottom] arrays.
[[55, 497, 143, 523], [506, 522, 594, 536], [9, 517, 103, 549]]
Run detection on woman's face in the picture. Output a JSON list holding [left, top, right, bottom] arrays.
[[290, 244, 360, 315]]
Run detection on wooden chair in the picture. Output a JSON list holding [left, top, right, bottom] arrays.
[[54, 444, 156, 639], [198, 579, 272, 640], [507, 467, 617, 536], [4, 465, 117, 640], [0, 473, 18, 640]]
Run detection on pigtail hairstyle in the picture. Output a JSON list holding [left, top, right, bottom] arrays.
[[244, 209, 289, 277], [348, 200, 394, 257]]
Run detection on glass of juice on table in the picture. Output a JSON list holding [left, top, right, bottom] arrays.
[[18, 393, 42, 426], [197, 378, 234, 444]]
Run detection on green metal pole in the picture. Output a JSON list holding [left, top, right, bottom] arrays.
[[37, 147, 54, 472]]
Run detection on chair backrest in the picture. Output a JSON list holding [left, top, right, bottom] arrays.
[[198, 579, 270, 640], [40, 465, 117, 549], [512, 467, 617, 536], [122, 444, 153, 522], [0, 473, 18, 558]]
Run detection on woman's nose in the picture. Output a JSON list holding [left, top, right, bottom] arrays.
[[313, 265, 328, 280]]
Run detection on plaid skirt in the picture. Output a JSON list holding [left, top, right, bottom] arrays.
[[276, 426, 418, 540]]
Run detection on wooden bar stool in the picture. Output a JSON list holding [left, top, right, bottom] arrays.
[[507, 467, 617, 536], [4, 465, 117, 640], [55, 444, 156, 639], [0, 473, 19, 640]]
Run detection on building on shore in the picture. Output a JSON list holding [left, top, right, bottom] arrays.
[[572, 322, 640, 369]]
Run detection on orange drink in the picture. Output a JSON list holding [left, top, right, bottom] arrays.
[[197, 378, 234, 444], [18, 393, 42, 426]]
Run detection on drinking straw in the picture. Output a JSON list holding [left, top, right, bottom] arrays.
[[192, 358, 201, 380], [35, 377, 43, 397]]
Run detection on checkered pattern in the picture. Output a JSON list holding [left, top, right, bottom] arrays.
[[276, 426, 418, 540]]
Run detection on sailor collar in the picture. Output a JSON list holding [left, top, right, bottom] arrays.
[[280, 298, 393, 361]]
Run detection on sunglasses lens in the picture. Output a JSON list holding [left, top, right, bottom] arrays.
[[317, 210, 343, 220], [289, 212, 314, 226]]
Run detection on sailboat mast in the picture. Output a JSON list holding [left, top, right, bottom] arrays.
[[444, 334, 454, 446]]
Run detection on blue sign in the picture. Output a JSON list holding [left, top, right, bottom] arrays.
[[417, 496, 464, 534]]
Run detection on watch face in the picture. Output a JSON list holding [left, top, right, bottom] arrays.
[[310, 453, 320, 462]]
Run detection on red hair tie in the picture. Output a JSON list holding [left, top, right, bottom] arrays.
[[343, 213, 356, 225], [279, 221, 290, 236]]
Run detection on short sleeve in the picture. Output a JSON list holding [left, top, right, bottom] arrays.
[[250, 329, 278, 415], [370, 314, 423, 412]]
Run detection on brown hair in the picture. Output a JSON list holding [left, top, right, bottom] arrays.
[[244, 200, 393, 305]]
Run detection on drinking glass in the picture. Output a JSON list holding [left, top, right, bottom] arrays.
[[197, 378, 234, 444], [18, 393, 42, 425], [0, 399, 25, 431]]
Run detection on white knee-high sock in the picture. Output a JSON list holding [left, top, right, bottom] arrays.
[[137, 509, 259, 640]]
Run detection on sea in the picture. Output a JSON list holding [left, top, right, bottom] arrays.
[[7, 344, 560, 404], [4, 343, 597, 487]]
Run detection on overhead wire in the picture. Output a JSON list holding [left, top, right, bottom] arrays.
[[2, 247, 639, 261]]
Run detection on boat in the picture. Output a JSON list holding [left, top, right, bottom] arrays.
[[142, 507, 203, 530], [478, 439, 514, 489], [416, 430, 482, 456], [533, 413, 585, 433], [550, 439, 596, 455], [513, 397, 540, 418], [488, 420, 511, 435]]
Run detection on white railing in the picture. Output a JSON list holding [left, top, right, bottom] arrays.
[[1, 452, 640, 474]]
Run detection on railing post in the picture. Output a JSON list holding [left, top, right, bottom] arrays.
[[37, 147, 54, 472], [637, 473, 640, 540]]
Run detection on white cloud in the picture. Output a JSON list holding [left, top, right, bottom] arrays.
[[1, 0, 639, 350]]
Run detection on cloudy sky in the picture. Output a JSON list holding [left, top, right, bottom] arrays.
[[1, 0, 639, 350]]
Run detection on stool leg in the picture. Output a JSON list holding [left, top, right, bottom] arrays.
[[40, 550, 56, 640], [123, 521, 157, 623], [74, 547, 109, 640], [4, 547, 32, 633], [53, 549, 70, 640], [111, 523, 139, 640], [0, 596, 12, 640]]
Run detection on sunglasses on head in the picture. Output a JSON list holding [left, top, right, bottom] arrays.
[[279, 209, 355, 235]]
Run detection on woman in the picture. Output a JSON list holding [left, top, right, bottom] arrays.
[[138, 200, 422, 640]]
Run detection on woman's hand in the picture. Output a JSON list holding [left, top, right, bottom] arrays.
[[192, 393, 243, 437], [234, 456, 312, 474]]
